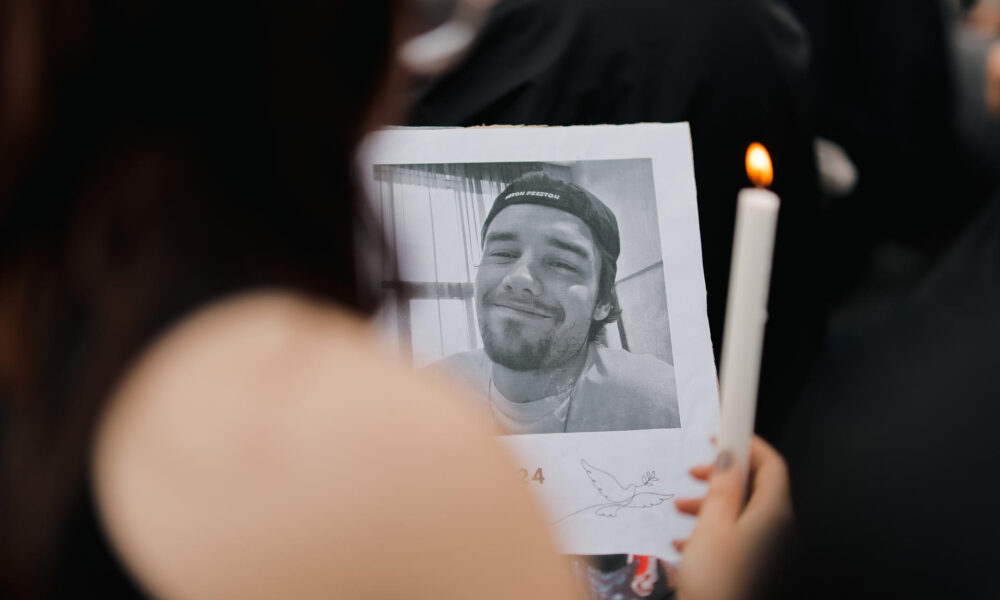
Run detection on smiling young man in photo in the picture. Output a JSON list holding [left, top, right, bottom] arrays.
[[434, 172, 680, 434]]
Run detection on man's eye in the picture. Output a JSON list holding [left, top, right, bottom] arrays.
[[487, 250, 518, 260], [548, 259, 579, 273]]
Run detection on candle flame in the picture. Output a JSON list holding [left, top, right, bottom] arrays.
[[745, 143, 773, 188]]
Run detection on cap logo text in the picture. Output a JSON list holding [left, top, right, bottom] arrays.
[[504, 190, 561, 200]]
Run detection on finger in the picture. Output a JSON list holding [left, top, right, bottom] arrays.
[[674, 496, 704, 515], [743, 437, 792, 528], [695, 450, 744, 524], [746, 436, 789, 503], [672, 539, 687, 552], [748, 435, 782, 472], [689, 464, 712, 481]]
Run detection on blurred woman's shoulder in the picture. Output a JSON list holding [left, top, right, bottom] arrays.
[[91, 290, 575, 598], [99, 289, 478, 418]]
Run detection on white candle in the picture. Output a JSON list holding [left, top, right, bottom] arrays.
[[717, 185, 780, 484]]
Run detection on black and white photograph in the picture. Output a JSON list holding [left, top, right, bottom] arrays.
[[373, 159, 679, 435], [361, 124, 716, 559]]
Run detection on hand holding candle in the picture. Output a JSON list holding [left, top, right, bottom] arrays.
[[717, 143, 780, 485]]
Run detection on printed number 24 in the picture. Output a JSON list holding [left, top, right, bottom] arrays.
[[518, 468, 545, 484]]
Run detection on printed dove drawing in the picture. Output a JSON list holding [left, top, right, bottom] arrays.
[[581, 460, 675, 517]]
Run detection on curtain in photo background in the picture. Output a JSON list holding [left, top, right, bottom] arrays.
[[373, 163, 547, 366]]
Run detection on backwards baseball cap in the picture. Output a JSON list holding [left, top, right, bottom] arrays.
[[481, 172, 621, 263]]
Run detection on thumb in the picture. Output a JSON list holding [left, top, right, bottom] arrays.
[[696, 450, 744, 525]]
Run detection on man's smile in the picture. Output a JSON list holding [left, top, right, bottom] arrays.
[[488, 299, 555, 319]]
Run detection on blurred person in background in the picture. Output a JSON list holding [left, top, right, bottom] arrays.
[[785, 183, 1000, 599], [782, 4, 1000, 597], [784, 0, 996, 326], [0, 1, 790, 598], [952, 0, 1000, 178]]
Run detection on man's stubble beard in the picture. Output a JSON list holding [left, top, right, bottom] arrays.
[[479, 311, 589, 372]]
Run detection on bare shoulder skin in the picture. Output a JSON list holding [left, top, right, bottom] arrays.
[[92, 291, 578, 599]]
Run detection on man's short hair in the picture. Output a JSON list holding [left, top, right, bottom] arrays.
[[481, 172, 622, 341]]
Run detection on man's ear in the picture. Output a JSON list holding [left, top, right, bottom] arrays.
[[592, 303, 611, 321]]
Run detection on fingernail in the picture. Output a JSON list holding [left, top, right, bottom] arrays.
[[714, 451, 733, 473]]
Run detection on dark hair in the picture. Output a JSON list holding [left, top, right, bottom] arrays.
[[591, 256, 622, 342], [0, 1, 404, 593]]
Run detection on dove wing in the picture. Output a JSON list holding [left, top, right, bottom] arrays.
[[581, 460, 628, 502], [628, 492, 675, 509]]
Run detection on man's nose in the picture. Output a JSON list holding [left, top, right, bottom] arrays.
[[501, 258, 542, 296]]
